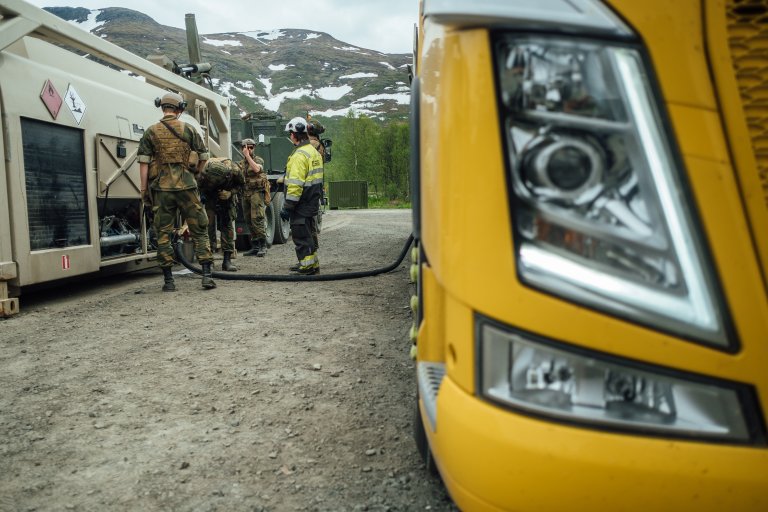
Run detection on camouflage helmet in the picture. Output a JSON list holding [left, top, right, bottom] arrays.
[[307, 119, 325, 136], [241, 138, 256, 146]]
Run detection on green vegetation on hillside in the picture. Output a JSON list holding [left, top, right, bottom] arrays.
[[324, 112, 410, 207]]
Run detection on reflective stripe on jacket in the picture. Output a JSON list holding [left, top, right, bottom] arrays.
[[285, 141, 324, 217]]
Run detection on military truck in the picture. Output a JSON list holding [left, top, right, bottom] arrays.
[[230, 111, 330, 250], [0, 0, 231, 316]]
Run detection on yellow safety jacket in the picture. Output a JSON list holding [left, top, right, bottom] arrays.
[[285, 141, 323, 217]]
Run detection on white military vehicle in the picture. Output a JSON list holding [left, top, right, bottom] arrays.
[[0, 0, 231, 316]]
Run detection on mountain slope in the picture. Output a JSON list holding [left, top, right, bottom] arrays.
[[44, 6, 412, 121]]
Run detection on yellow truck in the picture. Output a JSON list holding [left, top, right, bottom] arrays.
[[0, 0, 230, 316], [409, 0, 768, 509]]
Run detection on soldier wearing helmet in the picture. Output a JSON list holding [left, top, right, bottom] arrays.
[[307, 117, 326, 161], [306, 117, 326, 252], [280, 116, 324, 274], [138, 91, 216, 291], [239, 138, 271, 257]]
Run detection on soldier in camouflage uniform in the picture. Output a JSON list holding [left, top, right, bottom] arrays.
[[239, 139, 270, 257], [138, 91, 215, 291], [201, 158, 244, 271]]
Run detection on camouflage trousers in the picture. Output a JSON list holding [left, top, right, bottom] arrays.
[[152, 189, 212, 267], [242, 189, 267, 241], [205, 198, 237, 252]]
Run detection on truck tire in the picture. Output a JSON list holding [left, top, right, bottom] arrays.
[[271, 191, 291, 245], [413, 394, 438, 476], [265, 200, 276, 246]]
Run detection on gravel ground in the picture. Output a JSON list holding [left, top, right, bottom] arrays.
[[0, 209, 459, 512]]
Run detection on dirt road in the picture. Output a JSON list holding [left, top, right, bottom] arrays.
[[0, 209, 457, 512]]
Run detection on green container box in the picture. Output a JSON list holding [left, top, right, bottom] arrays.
[[328, 181, 368, 209]]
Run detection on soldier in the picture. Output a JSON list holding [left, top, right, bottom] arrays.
[[138, 91, 216, 291], [280, 117, 324, 275], [306, 118, 326, 252], [200, 157, 244, 272], [239, 138, 270, 257], [307, 118, 326, 160]]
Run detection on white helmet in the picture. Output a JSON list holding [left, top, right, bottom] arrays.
[[284, 116, 308, 133]]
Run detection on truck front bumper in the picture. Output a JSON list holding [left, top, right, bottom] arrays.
[[422, 374, 768, 512]]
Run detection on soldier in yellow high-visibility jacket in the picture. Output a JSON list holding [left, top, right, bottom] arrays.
[[279, 116, 324, 275]]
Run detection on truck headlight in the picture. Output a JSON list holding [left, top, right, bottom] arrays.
[[479, 318, 763, 444], [496, 36, 731, 349]]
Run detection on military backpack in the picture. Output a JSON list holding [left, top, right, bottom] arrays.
[[198, 157, 241, 195]]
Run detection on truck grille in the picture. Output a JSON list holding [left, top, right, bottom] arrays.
[[21, 119, 90, 250], [726, 0, 768, 207]]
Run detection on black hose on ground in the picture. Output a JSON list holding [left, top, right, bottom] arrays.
[[174, 234, 415, 282]]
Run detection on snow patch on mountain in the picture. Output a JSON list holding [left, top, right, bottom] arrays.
[[242, 30, 286, 43], [258, 78, 273, 96], [68, 9, 105, 33], [313, 92, 410, 119], [340, 73, 378, 79], [356, 93, 410, 107], [203, 37, 242, 47], [315, 85, 353, 101], [260, 87, 313, 112]]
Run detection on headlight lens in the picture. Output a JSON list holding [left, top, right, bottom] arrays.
[[496, 36, 730, 349], [479, 319, 761, 443]]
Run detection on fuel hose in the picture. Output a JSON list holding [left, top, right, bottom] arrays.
[[174, 234, 414, 282]]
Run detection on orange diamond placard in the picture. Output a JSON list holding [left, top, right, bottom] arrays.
[[40, 79, 63, 119]]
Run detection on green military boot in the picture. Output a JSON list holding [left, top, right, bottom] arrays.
[[222, 251, 238, 272], [162, 267, 176, 292], [201, 261, 217, 289]]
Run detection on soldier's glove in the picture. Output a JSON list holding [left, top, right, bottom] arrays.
[[279, 208, 291, 222], [141, 189, 152, 206], [218, 190, 232, 201]]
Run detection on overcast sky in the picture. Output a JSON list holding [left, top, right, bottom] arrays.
[[27, 1, 419, 54]]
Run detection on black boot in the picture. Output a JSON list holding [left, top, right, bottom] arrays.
[[256, 238, 267, 257], [162, 267, 176, 292], [243, 239, 260, 256], [222, 251, 238, 271], [201, 261, 217, 289]]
